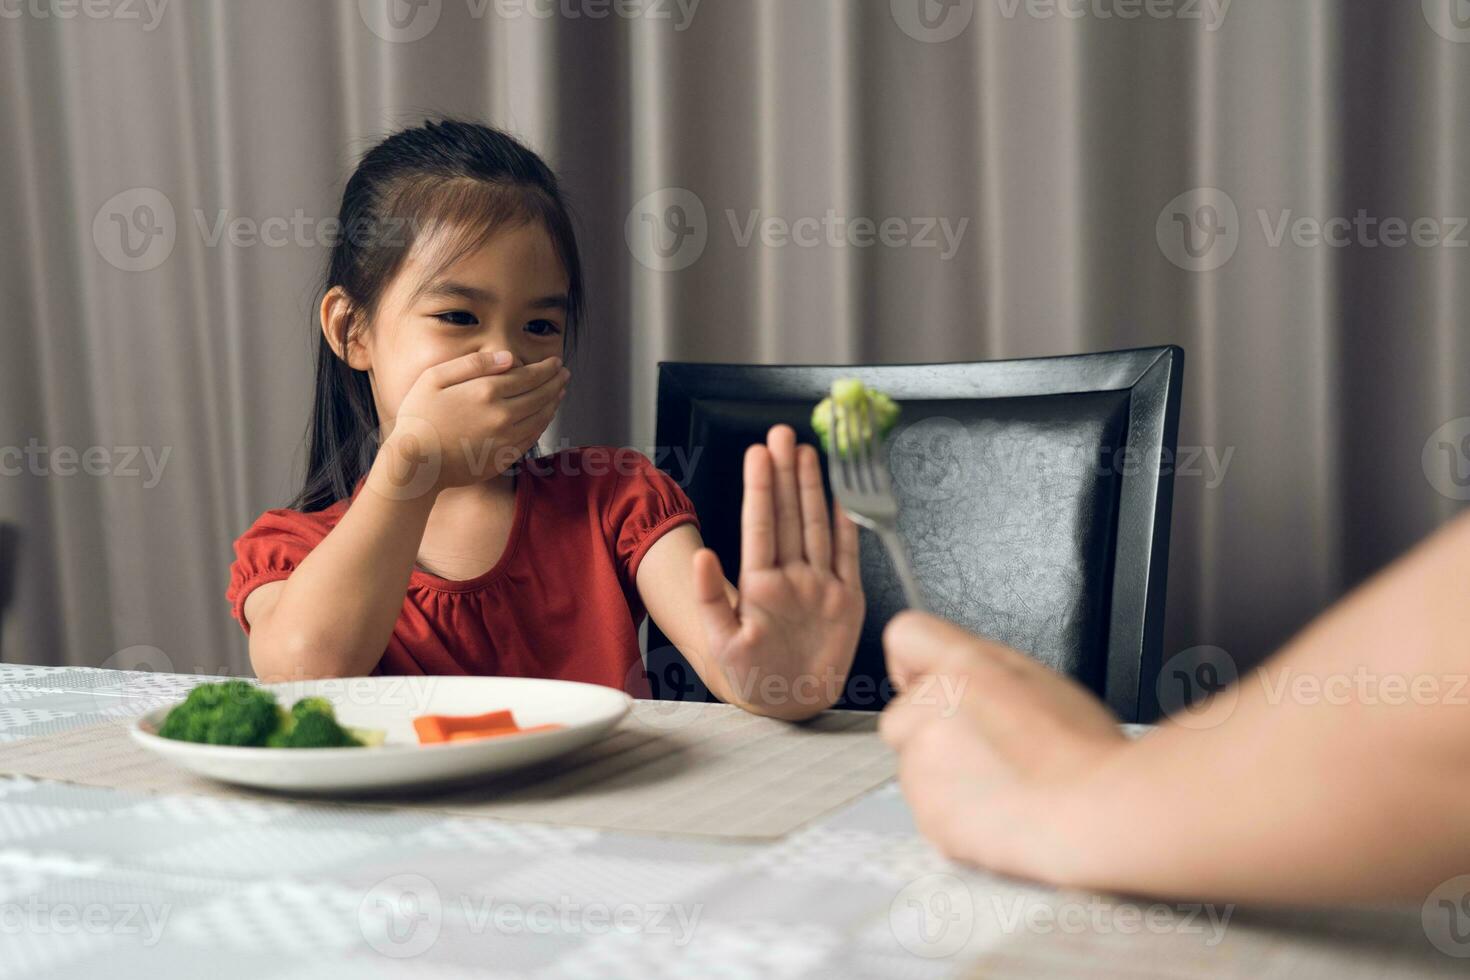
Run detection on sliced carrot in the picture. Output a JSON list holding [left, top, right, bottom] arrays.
[[413, 710, 563, 744], [414, 710, 518, 744], [442, 724, 564, 743]]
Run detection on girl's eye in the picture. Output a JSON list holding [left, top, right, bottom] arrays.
[[433, 311, 479, 327], [526, 319, 562, 337]]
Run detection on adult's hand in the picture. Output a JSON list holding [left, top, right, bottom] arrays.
[[879, 611, 1126, 881]]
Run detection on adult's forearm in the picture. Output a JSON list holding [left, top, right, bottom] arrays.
[[250, 439, 439, 680], [1047, 511, 1470, 904]]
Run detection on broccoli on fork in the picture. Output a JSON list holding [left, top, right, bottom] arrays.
[[811, 379, 900, 456]]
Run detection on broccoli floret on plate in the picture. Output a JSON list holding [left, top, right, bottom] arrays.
[[811, 379, 900, 456], [157, 680, 280, 746], [265, 699, 368, 748], [290, 696, 336, 719], [277, 710, 363, 749], [160, 682, 382, 749]]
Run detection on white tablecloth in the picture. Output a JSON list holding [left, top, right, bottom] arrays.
[[0, 664, 1458, 979]]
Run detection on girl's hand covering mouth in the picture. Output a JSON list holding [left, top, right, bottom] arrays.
[[375, 350, 570, 497], [688, 424, 866, 721]]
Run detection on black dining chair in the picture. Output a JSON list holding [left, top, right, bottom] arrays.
[[645, 346, 1184, 723]]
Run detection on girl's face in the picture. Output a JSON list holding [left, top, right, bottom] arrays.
[[336, 220, 570, 424]]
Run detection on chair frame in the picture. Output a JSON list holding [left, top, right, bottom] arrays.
[[650, 345, 1184, 722]]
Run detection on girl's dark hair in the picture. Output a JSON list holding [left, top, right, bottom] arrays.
[[290, 119, 584, 512]]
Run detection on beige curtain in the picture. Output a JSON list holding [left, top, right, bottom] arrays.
[[1, 0, 1466, 679]]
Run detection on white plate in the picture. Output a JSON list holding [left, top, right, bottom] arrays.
[[131, 675, 631, 793]]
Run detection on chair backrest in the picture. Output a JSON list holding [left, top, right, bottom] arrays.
[[647, 346, 1183, 722]]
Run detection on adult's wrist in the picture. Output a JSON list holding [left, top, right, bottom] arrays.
[[1011, 741, 1146, 892]]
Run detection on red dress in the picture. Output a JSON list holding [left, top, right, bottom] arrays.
[[225, 446, 699, 695]]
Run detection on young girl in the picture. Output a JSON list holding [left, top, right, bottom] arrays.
[[226, 119, 864, 721]]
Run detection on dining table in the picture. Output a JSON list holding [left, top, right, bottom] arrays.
[[0, 661, 1460, 979]]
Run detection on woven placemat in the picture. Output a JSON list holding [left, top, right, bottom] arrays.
[[0, 700, 896, 840]]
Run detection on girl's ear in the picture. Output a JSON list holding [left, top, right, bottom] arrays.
[[320, 286, 372, 371]]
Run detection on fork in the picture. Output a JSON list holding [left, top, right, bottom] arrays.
[[825, 398, 927, 611]]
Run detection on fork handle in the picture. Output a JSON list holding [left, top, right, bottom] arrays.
[[873, 525, 927, 612]]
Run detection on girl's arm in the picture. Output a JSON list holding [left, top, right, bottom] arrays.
[[244, 351, 568, 681], [880, 509, 1470, 905], [243, 431, 439, 681], [637, 425, 865, 721]]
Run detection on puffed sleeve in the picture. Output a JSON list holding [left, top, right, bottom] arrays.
[[602, 448, 701, 591], [225, 508, 328, 634]]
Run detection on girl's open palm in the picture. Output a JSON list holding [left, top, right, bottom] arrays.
[[691, 425, 865, 719]]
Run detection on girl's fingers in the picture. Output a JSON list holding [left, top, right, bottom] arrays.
[[693, 548, 739, 647], [506, 368, 570, 423], [741, 445, 777, 570], [832, 504, 861, 585], [767, 425, 804, 565], [485, 356, 565, 400], [429, 349, 516, 388], [506, 392, 564, 449], [796, 445, 832, 573]]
